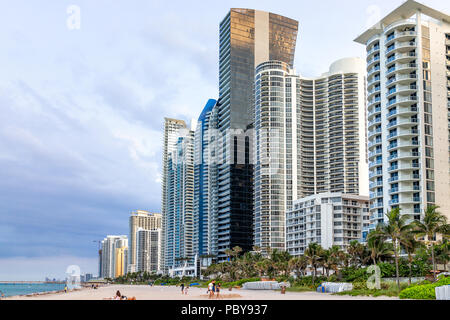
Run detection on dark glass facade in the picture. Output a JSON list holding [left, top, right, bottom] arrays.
[[213, 9, 298, 260]]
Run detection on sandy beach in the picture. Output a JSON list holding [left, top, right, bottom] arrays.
[[3, 285, 399, 300]]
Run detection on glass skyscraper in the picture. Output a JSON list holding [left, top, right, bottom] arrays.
[[208, 9, 299, 261], [194, 99, 217, 257]]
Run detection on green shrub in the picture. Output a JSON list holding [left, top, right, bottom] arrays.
[[399, 276, 450, 300], [352, 281, 367, 290], [294, 276, 328, 288], [341, 267, 368, 282]]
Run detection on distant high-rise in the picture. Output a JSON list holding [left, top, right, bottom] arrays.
[[164, 126, 195, 270], [128, 210, 162, 272], [193, 99, 217, 257], [355, 0, 450, 228], [254, 58, 368, 250], [208, 9, 299, 261], [161, 118, 187, 272], [100, 235, 128, 279], [136, 228, 161, 273]]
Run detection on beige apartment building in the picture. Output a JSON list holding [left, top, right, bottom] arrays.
[[355, 0, 450, 228], [128, 210, 162, 272]]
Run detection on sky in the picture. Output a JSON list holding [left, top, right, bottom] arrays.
[[0, 0, 448, 281]]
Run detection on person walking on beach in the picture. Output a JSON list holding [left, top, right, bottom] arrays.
[[215, 283, 221, 299], [180, 283, 185, 294], [64, 285, 68, 293], [208, 281, 214, 299], [184, 285, 189, 295]]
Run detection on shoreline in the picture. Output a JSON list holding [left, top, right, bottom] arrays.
[[1, 286, 87, 300]]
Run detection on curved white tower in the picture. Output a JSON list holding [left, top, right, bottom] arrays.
[[254, 58, 368, 251]]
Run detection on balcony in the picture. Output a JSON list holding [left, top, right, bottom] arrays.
[[387, 118, 419, 129], [368, 66, 381, 77], [386, 85, 417, 99], [385, 31, 417, 46], [387, 105, 418, 119], [390, 41, 417, 54], [367, 45, 380, 57], [370, 181, 383, 189], [368, 139, 382, 148], [369, 171, 383, 179], [385, 52, 416, 67], [369, 160, 382, 168], [368, 127, 382, 138], [386, 74, 417, 86], [368, 106, 382, 117], [368, 76, 381, 86]]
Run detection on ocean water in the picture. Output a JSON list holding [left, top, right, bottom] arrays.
[[0, 283, 66, 297]]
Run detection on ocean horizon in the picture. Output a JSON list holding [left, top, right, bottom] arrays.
[[0, 282, 66, 298]]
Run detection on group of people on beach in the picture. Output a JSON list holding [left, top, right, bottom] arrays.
[[207, 280, 221, 299]]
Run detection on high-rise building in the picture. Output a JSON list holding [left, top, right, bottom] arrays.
[[100, 235, 128, 279], [161, 118, 187, 272], [136, 227, 162, 273], [115, 244, 128, 278], [254, 58, 368, 250], [355, 0, 450, 229], [208, 9, 299, 261], [286, 193, 370, 256], [193, 99, 217, 257], [128, 210, 162, 272], [165, 126, 195, 270]]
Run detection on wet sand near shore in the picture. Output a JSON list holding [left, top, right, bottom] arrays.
[[3, 285, 399, 300]]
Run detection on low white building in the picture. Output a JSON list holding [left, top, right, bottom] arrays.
[[286, 193, 370, 256]]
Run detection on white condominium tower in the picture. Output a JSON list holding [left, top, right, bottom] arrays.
[[100, 235, 128, 279], [128, 210, 162, 272], [161, 118, 187, 272], [136, 228, 162, 273], [286, 193, 370, 256], [165, 126, 195, 270], [254, 58, 368, 251], [355, 0, 450, 228]]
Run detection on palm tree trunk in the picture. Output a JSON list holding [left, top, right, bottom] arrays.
[[431, 244, 436, 282], [313, 267, 316, 287], [394, 239, 400, 289], [408, 255, 412, 286]]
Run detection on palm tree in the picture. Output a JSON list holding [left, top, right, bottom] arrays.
[[412, 205, 449, 281], [367, 227, 394, 265], [347, 240, 365, 267], [436, 240, 449, 272], [288, 256, 308, 279], [328, 245, 343, 278], [401, 234, 422, 285], [369, 207, 414, 289], [319, 249, 336, 278], [304, 242, 323, 287]]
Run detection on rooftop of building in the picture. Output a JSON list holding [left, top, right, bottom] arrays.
[[291, 192, 370, 207], [131, 210, 161, 217], [355, 0, 450, 44]]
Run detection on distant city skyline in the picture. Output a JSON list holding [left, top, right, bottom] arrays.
[[0, 0, 448, 280]]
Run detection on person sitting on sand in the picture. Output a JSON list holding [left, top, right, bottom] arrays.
[[114, 290, 122, 300]]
